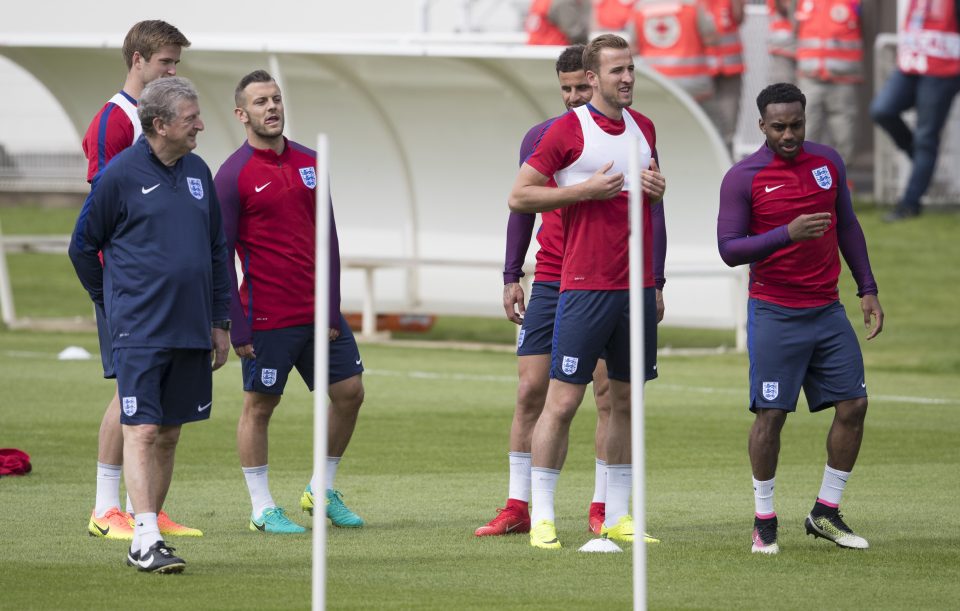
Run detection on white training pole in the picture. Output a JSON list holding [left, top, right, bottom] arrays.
[[312, 134, 331, 611], [628, 139, 647, 611]]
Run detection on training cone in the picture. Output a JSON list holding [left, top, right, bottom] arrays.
[[578, 537, 622, 553], [58, 346, 92, 360]]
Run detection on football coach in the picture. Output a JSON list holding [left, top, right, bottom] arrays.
[[70, 76, 231, 574]]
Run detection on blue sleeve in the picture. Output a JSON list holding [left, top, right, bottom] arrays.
[[651, 147, 666, 289], [68, 171, 120, 307], [829, 154, 878, 297], [213, 157, 252, 347], [207, 167, 231, 323], [717, 164, 792, 266]]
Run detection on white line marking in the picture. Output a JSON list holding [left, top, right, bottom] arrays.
[[3, 352, 956, 406]]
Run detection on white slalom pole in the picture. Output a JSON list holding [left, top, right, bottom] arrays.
[[628, 138, 647, 611], [312, 134, 331, 611]]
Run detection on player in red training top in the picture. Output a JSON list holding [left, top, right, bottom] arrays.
[[718, 82, 884, 555], [81, 20, 200, 542], [509, 34, 667, 550], [478, 44, 668, 538], [214, 71, 365, 534]]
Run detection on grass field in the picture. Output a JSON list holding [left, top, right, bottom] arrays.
[[0, 204, 958, 609]]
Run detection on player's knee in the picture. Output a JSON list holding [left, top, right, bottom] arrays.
[[516, 376, 548, 415], [155, 426, 181, 451], [836, 397, 868, 426]]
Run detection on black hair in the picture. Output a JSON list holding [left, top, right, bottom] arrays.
[[756, 83, 806, 117], [556, 44, 586, 74]]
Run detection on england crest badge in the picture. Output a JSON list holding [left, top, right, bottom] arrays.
[[561, 355, 579, 376], [517, 329, 526, 349], [122, 396, 138, 416], [762, 381, 779, 401], [299, 167, 317, 189], [187, 177, 204, 199], [261, 368, 278, 387], [811, 165, 832, 190]]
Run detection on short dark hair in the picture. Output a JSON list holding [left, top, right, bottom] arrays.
[[122, 20, 190, 69], [556, 44, 586, 74], [756, 83, 806, 117], [234, 70, 275, 107], [582, 34, 630, 74]]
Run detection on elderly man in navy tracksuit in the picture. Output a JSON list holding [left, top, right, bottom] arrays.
[[70, 76, 231, 574]]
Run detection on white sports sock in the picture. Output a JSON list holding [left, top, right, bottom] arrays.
[[310, 457, 341, 493], [136, 512, 161, 556], [94, 462, 122, 517], [507, 452, 532, 502], [530, 467, 560, 525], [592, 459, 607, 504], [242, 465, 276, 517], [817, 464, 850, 507], [753, 476, 776, 518], [126, 493, 134, 515], [604, 464, 631, 527]]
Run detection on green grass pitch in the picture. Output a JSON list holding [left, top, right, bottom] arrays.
[[0, 204, 958, 609]]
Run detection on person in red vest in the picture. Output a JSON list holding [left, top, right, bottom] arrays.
[[768, 0, 797, 84], [633, 0, 717, 102], [795, 1, 863, 163], [595, 0, 635, 30], [527, 0, 592, 45], [703, 0, 745, 153], [871, 0, 960, 221]]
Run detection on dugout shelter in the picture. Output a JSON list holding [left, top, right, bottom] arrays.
[[0, 35, 742, 345]]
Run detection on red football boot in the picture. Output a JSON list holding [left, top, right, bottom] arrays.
[[474, 499, 531, 536], [589, 502, 606, 534]]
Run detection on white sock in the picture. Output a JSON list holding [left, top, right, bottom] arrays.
[[94, 462, 122, 517], [136, 512, 162, 556], [592, 459, 607, 504], [530, 467, 560, 525], [507, 452, 532, 502], [753, 476, 776, 518], [126, 493, 134, 515], [310, 457, 341, 493], [604, 464, 631, 527], [242, 465, 276, 517], [131, 532, 141, 557], [816, 464, 850, 508]]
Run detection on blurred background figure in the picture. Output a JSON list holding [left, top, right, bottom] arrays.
[[795, 0, 863, 164], [633, 0, 717, 102], [767, 0, 797, 84], [870, 0, 960, 222], [703, 0, 745, 153], [527, 0, 592, 44], [595, 0, 636, 30]]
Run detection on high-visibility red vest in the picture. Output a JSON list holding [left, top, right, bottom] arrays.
[[898, 0, 960, 77], [795, 0, 863, 83], [527, 0, 571, 45], [634, 1, 714, 99], [768, 0, 796, 58], [705, 0, 745, 76], [596, 0, 636, 29]]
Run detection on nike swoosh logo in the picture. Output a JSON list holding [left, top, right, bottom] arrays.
[[93, 523, 109, 536], [543, 537, 559, 544], [197, 401, 212, 412], [355, 359, 362, 365], [765, 184, 785, 193], [255, 182, 272, 193], [254, 521, 265, 531], [505, 523, 521, 533], [139, 554, 153, 567], [142, 184, 160, 194], [861, 383, 866, 388]]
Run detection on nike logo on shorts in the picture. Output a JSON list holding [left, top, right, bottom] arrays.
[[142, 184, 160, 194], [355, 359, 362, 365], [197, 401, 212, 412], [765, 184, 785, 193], [255, 182, 272, 193]]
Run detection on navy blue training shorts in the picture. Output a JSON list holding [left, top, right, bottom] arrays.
[[550, 288, 658, 384], [748, 298, 866, 413], [242, 313, 364, 395], [95, 302, 116, 379], [115, 348, 212, 426], [517, 281, 561, 356]]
